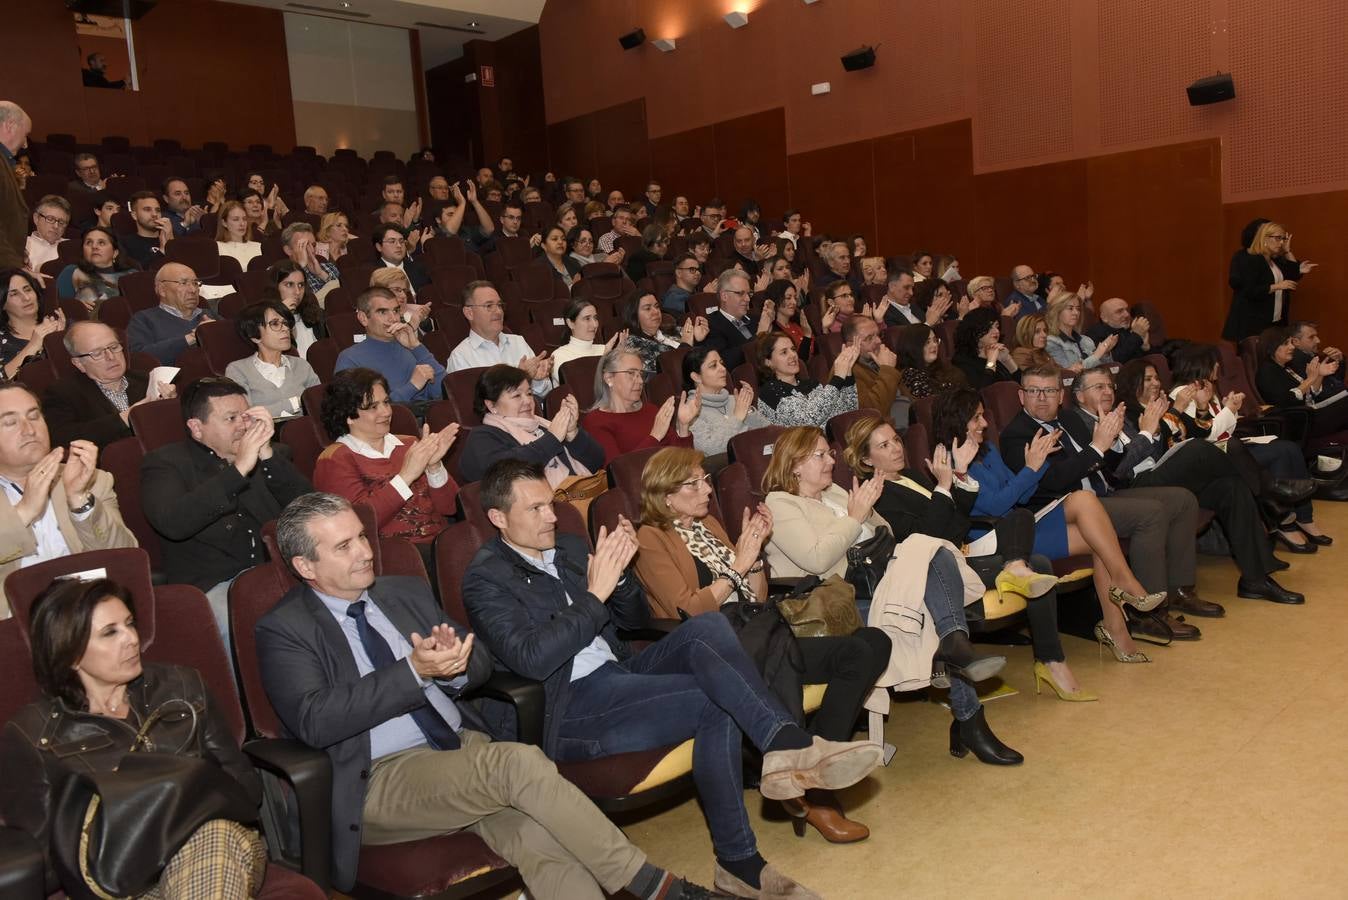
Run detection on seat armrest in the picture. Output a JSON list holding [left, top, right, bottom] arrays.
[[967, 515, 999, 531], [475, 671, 546, 747], [0, 826, 45, 899], [244, 738, 332, 893]]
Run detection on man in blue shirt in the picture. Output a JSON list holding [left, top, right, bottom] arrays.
[[160, 176, 204, 237], [335, 287, 444, 405]]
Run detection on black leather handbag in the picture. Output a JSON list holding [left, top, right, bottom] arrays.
[[844, 529, 897, 602], [49, 700, 258, 900]]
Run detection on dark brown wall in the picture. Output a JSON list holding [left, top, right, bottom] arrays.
[[425, 52, 481, 166], [3, 0, 294, 150]]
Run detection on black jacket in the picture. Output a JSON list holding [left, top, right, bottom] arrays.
[[458, 423, 605, 484], [1084, 321, 1147, 364], [0, 663, 260, 895], [462, 533, 649, 756], [872, 468, 974, 544], [376, 256, 431, 293], [1222, 252, 1302, 341], [998, 409, 1109, 506], [699, 310, 756, 370], [1059, 405, 1162, 489], [140, 439, 312, 588], [951, 352, 1016, 391], [255, 578, 493, 892], [42, 371, 148, 449]]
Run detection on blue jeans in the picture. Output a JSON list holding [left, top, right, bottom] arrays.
[[924, 548, 981, 722], [554, 614, 796, 863]]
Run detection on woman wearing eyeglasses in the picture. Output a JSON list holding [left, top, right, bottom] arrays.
[[580, 344, 697, 464], [624, 224, 670, 283], [634, 446, 890, 843], [1223, 220, 1317, 341], [761, 426, 1022, 765], [224, 300, 320, 419], [1255, 324, 1348, 441]]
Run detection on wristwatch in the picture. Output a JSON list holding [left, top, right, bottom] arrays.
[[69, 493, 96, 516]]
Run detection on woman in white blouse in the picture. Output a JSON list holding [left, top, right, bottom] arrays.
[[550, 297, 625, 389], [214, 201, 262, 270], [224, 299, 320, 419]]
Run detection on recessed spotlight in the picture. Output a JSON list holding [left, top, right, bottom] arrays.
[[652, 38, 676, 52], [338, 1, 350, 7], [468, 20, 478, 27], [724, 11, 748, 28]]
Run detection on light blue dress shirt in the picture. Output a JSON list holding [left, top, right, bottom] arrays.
[[508, 542, 617, 681]]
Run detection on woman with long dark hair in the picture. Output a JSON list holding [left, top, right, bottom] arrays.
[[895, 324, 964, 399]]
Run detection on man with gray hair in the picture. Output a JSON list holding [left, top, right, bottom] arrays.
[[25, 195, 70, 272], [1007, 265, 1045, 320], [0, 101, 33, 270], [815, 241, 858, 291], [254, 491, 719, 899], [282, 221, 340, 294], [698, 268, 767, 370], [68, 152, 116, 194]]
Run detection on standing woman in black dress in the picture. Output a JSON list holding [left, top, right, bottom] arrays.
[[1223, 220, 1318, 341]]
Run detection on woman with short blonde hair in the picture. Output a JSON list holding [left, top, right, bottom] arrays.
[[316, 211, 352, 261], [1044, 292, 1112, 371]]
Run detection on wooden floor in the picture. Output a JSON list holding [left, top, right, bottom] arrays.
[[475, 501, 1348, 899]]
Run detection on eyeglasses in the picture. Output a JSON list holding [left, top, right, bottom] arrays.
[[262, 319, 290, 331], [1023, 387, 1061, 398], [73, 342, 123, 361], [157, 278, 203, 288], [609, 368, 647, 380], [677, 266, 702, 274], [1016, 274, 1040, 282], [469, 301, 504, 312], [723, 289, 749, 298], [36, 212, 70, 228], [678, 473, 712, 490], [380, 237, 406, 246]]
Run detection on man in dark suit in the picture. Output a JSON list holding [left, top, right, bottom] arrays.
[[141, 377, 311, 652], [373, 223, 431, 295], [999, 363, 1202, 643], [255, 492, 712, 899], [463, 460, 879, 898], [1064, 367, 1301, 607], [698, 268, 767, 371], [43, 321, 173, 448]]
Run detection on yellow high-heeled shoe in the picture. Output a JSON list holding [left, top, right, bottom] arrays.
[[1094, 623, 1151, 664], [995, 569, 1059, 599], [1033, 661, 1099, 701]]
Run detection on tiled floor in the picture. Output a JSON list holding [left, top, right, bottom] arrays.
[[470, 505, 1348, 899]]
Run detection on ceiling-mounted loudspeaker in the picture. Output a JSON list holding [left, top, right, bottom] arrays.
[[841, 45, 876, 72], [1187, 73, 1235, 106], [618, 28, 646, 50]]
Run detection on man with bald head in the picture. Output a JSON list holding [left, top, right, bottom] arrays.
[[303, 185, 329, 216], [0, 101, 33, 270], [44, 321, 178, 448], [1007, 265, 1045, 320], [1086, 298, 1151, 364], [128, 262, 215, 364]]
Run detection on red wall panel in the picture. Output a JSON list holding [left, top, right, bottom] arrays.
[[712, 109, 789, 219], [786, 140, 877, 250], [872, 121, 977, 264], [649, 126, 718, 209], [972, 159, 1090, 287]]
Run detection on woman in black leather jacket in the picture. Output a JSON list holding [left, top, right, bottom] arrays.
[[0, 578, 265, 899]]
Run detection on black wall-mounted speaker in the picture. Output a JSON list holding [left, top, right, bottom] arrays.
[[618, 28, 646, 51], [1187, 73, 1236, 106], [841, 46, 876, 72]]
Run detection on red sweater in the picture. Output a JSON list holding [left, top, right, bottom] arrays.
[[581, 406, 693, 464], [313, 436, 459, 543]]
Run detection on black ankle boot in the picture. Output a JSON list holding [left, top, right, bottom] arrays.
[[934, 630, 1006, 683], [949, 707, 1023, 765]]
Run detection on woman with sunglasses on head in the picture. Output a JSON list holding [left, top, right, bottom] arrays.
[[261, 261, 326, 359], [761, 425, 1022, 765]]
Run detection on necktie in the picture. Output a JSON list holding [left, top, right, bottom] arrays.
[[347, 601, 460, 750]]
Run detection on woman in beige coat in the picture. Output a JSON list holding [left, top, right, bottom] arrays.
[[761, 426, 1022, 765]]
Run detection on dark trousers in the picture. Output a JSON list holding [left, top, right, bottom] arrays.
[[1101, 487, 1198, 592], [796, 628, 890, 742], [554, 614, 796, 863], [966, 508, 1066, 664], [1246, 438, 1314, 522]]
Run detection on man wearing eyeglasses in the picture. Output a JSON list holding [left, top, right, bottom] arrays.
[[698, 269, 767, 370], [373, 223, 431, 295], [24, 195, 69, 272], [448, 281, 553, 396], [661, 253, 703, 314], [68, 152, 118, 194], [128, 262, 215, 365], [43, 321, 177, 449], [1007, 265, 1045, 320]]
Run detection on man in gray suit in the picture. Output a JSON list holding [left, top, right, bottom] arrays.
[[254, 493, 715, 900]]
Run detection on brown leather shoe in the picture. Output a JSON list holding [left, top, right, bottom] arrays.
[[782, 790, 870, 843], [713, 863, 822, 899], [1170, 588, 1225, 618], [1163, 612, 1201, 640], [1127, 612, 1173, 645]]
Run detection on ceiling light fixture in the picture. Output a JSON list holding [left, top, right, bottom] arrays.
[[652, 38, 676, 52], [723, 11, 748, 28], [467, 20, 478, 27]]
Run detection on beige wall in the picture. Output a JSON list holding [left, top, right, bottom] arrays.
[[290, 101, 420, 159]]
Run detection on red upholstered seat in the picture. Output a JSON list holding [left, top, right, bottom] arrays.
[[197, 319, 255, 375], [129, 397, 187, 451], [727, 425, 786, 494]]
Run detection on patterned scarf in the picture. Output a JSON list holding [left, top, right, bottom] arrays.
[[481, 412, 591, 487], [673, 519, 757, 604]]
